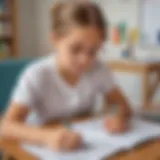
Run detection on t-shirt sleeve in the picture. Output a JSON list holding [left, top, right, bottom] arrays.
[[10, 67, 39, 108], [96, 63, 116, 94]]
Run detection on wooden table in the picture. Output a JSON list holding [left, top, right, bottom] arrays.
[[0, 116, 160, 160], [108, 59, 160, 109]]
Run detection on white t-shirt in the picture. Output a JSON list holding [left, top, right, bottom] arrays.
[[11, 55, 115, 124]]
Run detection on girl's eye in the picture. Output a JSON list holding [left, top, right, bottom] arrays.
[[70, 44, 83, 53], [88, 48, 98, 57], [69, 43, 99, 57]]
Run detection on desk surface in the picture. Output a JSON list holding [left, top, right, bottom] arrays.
[[108, 59, 160, 73], [108, 59, 160, 109], [0, 116, 160, 160]]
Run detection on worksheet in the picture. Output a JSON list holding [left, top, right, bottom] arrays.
[[23, 117, 160, 160], [73, 117, 160, 149], [23, 129, 120, 160]]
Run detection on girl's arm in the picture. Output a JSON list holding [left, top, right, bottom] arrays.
[[1, 102, 53, 145], [1, 102, 81, 150], [97, 63, 131, 133], [105, 87, 131, 118], [103, 87, 132, 133]]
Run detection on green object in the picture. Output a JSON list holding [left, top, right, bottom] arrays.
[[118, 22, 127, 43], [0, 58, 35, 113]]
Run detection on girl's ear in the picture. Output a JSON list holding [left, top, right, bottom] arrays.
[[49, 31, 60, 45]]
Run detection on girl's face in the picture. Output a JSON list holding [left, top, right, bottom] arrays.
[[52, 26, 104, 76]]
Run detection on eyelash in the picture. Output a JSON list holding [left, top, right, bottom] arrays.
[[70, 45, 98, 56]]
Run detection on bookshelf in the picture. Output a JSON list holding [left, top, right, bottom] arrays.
[[0, 0, 17, 60]]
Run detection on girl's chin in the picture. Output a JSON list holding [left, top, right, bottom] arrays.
[[71, 69, 85, 75]]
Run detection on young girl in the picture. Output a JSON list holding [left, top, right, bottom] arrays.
[[1, 1, 131, 151]]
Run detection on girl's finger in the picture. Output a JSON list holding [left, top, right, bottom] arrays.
[[62, 132, 76, 150]]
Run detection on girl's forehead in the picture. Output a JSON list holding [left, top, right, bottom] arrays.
[[65, 26, 104, 45]]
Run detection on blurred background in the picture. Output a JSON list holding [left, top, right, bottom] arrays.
[[0, 0, 160, 114]]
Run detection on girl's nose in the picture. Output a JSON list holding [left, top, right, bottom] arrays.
[[78, 54, 89, 67]]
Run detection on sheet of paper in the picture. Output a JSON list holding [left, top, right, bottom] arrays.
[[23, 129, 120, 160], [73, 117, 160, 149], [23, 117, 160, 160]]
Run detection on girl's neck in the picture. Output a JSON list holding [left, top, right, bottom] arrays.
[[56, 63, 80, 87]]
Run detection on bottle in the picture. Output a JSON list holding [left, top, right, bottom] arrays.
[[111, 26, 120, 45], [118, 22, 127, 43]]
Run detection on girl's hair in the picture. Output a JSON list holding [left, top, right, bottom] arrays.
[[51, 1, 107, 40]]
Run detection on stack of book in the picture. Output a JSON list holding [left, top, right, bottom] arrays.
[[0, 0, 11, 59]]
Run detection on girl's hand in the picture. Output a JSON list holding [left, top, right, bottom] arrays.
[[104, 115, 130, 134], [45, 128, 82, 151]]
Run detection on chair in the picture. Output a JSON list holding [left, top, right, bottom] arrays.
[[0, 59, 34, 114]]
